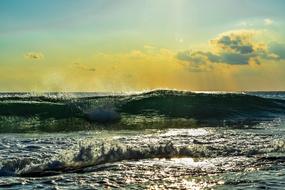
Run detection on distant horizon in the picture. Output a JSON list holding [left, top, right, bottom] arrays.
[[0, 89, 285, 94]]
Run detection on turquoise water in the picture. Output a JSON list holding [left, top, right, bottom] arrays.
[[0, 90, 285, 189]]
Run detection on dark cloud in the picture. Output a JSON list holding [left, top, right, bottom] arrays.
[[213, 35, 254, 54], [220, 53, 252, 65], [176, 51, 221, 64]]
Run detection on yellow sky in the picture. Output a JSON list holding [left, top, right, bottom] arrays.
[[1, 1, 285, 92], [1, 30, 285, 92]]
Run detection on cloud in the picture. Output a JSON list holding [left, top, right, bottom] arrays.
[[24, 52, 44, 60], [177, 51, 219, 64], [237, 18, 274, 27], [73, 62, 96, 72], [238, 21, 251, 27], [264, 18, 273, 26], [269, 43, 285, 59], [211, 32, 255, 54], [176, 30, 282, 70]]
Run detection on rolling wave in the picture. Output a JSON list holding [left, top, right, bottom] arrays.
[[0, 90, 285, 132], [118, 90, 285, 120]]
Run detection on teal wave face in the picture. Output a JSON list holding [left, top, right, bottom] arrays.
[[0, 90, 285, 132], [118, 90, 285, 119]]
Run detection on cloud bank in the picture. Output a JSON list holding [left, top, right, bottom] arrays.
[[176, 30, 282, 71]]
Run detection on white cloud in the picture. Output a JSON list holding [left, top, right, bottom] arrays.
[[264, 18, 273, 25]]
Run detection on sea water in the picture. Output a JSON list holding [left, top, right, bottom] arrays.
[[0, 90, 285, 189]]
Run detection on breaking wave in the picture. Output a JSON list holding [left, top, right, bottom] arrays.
[[1, 137, 285, 177]]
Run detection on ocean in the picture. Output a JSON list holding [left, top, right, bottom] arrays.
[[0, 90, 285, 189]]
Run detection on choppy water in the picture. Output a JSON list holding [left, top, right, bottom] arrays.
[[0, 90, 285, 189]]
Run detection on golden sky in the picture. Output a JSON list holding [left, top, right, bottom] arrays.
[[1, 0, 285, 92]]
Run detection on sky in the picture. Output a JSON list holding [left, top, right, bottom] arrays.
[[1, 0, 285, 92]]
